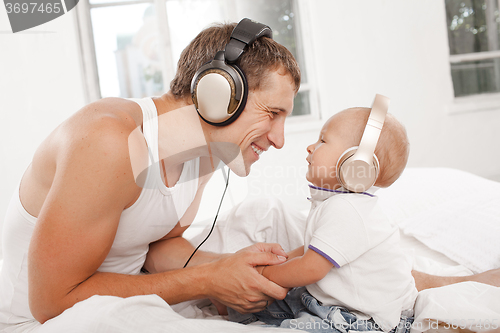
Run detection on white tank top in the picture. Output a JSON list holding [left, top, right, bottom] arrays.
[[0, 97, 200, 327]]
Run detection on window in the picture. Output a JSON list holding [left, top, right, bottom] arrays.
[[76, 0, 316, 117], [445, 0, 500, 97]]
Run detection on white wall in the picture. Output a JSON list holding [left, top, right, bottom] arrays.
[[309, 0, 500, 177], [246, 0, 500, 212], [0, 10, 86, 257], [2, 0, 500, 251]]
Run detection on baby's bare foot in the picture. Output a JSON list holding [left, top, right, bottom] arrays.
[[411, 271, 443, 291], [412, 268, 500, 292], [467, 268, 500, 287]]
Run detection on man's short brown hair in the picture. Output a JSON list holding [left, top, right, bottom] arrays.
[[170, 22, 301, 99]]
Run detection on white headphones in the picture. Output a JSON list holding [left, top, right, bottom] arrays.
[[336, 94, 390, 193]]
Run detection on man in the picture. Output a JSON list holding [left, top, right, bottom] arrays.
[[0, 20, 300, 329]]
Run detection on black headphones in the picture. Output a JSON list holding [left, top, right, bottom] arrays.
[[190, 18, 273, 126]]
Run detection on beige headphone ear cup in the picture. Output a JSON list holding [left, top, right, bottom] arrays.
[[336, 147, 357, 189], [192, 69, 240, 122], [336, 147, 380, 192]]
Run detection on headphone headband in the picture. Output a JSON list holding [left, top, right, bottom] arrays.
[[225, 18, 273, 63], [352, 94, 389, 163]]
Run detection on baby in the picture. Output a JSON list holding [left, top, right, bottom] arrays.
[[227, 104, 418, 333]]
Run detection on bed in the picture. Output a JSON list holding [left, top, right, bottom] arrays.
[[0, 167, 498, 333], [376, 168, 500, 333]]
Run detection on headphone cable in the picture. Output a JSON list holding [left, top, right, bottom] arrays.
[[183, 166, 230, 268]]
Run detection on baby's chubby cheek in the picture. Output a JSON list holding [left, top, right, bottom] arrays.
[[307, 165, 338, 187]]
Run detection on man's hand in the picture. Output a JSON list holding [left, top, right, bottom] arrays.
[[254, 265, 266, 275], [202, 243, 288, 314], [237, 242, 288, 259], [241, 243, 285, 280]]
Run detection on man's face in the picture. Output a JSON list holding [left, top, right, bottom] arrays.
[[224, 69, 295, 176]]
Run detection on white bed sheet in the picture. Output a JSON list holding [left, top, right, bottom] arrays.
[[398, 234, 500, 333], [377, 168, 500, 274], [1, 295, 295, 333], [377, 168, 500, 332]]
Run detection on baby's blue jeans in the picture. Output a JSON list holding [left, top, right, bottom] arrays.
[[227, 287, 414, 333]]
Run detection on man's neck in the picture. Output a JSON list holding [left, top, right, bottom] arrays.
[[154, 93, 212, 171], [153, 92, 190, 116], [153, 92, 244, 176]]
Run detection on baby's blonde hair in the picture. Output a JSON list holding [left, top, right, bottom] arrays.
[[336, 107, 410, 188]]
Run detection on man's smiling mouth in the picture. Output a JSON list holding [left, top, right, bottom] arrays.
[[251, 143, 264, 156]]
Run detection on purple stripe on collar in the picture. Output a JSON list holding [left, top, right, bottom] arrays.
[[308, 184, 375, 197], [308, 245, 340, 268]]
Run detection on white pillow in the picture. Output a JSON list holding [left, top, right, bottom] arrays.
[[377, 168, 500, 274]]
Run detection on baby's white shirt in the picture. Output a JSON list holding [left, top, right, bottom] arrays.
[[304, 185, 418, 332]]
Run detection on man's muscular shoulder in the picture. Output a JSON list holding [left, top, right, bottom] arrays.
[[23, 98, 145, 216], [58, 97, 145, 192], [45, 98, 142, 171], [66, 97, 142, 134]]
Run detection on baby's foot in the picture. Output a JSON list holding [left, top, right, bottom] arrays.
[[412, 268, 500, 292], [467, 268, 500, 287]]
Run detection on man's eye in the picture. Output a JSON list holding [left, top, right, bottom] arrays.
[[270, 111, 279, 116]]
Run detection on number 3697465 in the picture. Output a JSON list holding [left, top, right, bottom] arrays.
[[5, 2, 62, 14]]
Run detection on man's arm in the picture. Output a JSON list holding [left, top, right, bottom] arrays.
[[261, 248, 334, 288], [28, 115, 152, 323], [28, 114, 192, 323], [145, 236, 226, 272]]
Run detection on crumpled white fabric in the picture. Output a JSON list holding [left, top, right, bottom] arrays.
[[377, 167, 500, 274], [1, 295, 299, 333], [191, 196, 306, 254], [411, 282, 500, 333]]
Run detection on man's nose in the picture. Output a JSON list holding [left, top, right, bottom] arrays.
[[268, 120, 285, 149]]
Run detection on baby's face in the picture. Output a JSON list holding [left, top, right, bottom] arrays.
[[306, 117, 349, 189]]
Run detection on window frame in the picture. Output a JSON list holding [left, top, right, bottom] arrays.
[[446, 0, 500, 114], [73, 0, 321, 121]]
